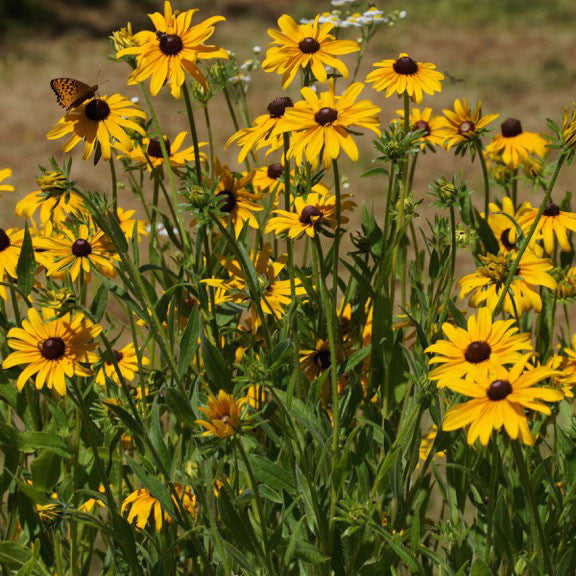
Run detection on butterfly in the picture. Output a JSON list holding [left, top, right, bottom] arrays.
[[50, 78, 98, 110]]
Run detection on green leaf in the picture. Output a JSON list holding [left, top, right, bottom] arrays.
[[90, 283, 109, 322], [248, 454, 295, 494], [200, 332, 231, 391], [19, 431, 70, 457], [16, 223, 37, 297], [164, 388, 197, 427], [178, 307, 199, 378], [149, 402, 170, 472], [474, 212, 499, 255], [470, 558, 491, 576], [31, 451, 62, 490], [0, 541, 31, 570]]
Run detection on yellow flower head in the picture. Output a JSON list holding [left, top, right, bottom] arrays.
[[396, 107, 445, 149], [366, 53, 444, 104], [265, 183, 355, 240], [94, 343, 150, 387], [110, 22, 137, 54], [196, 390, 246, 438], [442, 358, 562, 446], [0, 168, 14, 195], [458, 251, 557, 315], [439, 98, 499, 150], [426, 307, 533, 388], [47, 94, 146, 161], [262, 14, 360, 89], [486, 117, 548, 169], [2, 308, 102, 395], [483, 196, 533, 254], [117, 1, 228, 97], [0, 227, 25, 300], [561, 104, 576, 150], [281, 81, 381, 168]]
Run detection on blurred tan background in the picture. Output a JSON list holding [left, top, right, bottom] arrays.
[[1, 0, 575, 229]]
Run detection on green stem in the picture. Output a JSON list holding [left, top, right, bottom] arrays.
[[202, 104, 215, 179], [331, 159, 342, 304], [476, 138, 491, 217], [438, 204, 457, 327], [510, 442, 554, 575], [140, 83, 190, 251], [236, 439, 275, 575], [109, 156, 118, 214], [492, 153, 566, 318], [182, 83, 204, 184]]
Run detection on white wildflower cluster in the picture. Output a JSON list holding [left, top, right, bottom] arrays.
[[300, 6, 407, 30]]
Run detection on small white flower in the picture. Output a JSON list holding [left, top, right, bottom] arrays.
[[399, 10, 407, 18], [253, 46, 262, 54], [331, 0, 355, 5], [131, 96, 139, 104]]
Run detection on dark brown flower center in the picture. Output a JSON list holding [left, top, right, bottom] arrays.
[[393, 56, 418, 75], [106, 349, 124, 366], [147, 137, 171, 159], [458, 120, 475, 135], [298, 36, 321, 54], [314, 349, 331, 370], [267, 97, 294, 118], [72, 239, 92, 257], [0, 229, 10, 252], [315, 107, 338, 126], [41, 337, 66, 360], [500, 228, 516, 250], [267, 163, 284, 180], [85, 99, 111, 122], [340, 316, 351, 336], [501, 117, 523, 138], [218, 190, 236, 213], [464, 341, 492, 363], [158, 32, 183, 56], [487, 379, 512, 401], [543, 202, 560, 217], [299, 205, 322, 224], [414, 120, 431, 136]]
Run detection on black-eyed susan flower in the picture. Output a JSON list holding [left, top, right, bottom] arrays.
[[556, 266, 576, 299], [116, 132, 204, 171], [517, 200, 576, 255], [122, 484, 196, 531], [203, 244, 306, 327], [94, 343, 150, 387], [442, 359, 562, 446], [366, 53, 444, 104], [226, 97, 294, 164], [439, 99, 499, 150], [0, 227, 24, 300], [35, 224, 118, 281], [2, 308, 101, 395], [116, 1, 228, 97], [561, 104, 576, 150], [212, 161, 262, 235], [116, 206, 148, 242], [425, 307, 532, 388], [483, 197, 533, 254], [251, 163, 286, 197], [458, 251, 557, 315], [396, 107, 445, 149], [556, 334, 576, 391], [262, 14, 359, 89], [485, 117, 548, 169], [281, 81, 381, 168], [196, 390, 246, 438], [0, 168, 14, 195], [265, 183, 355, 239], [15, 170, 84, 227], [47, 94, 146, 161]]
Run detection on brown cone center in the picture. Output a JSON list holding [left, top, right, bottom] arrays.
[[267, 163, 284, 180], [147, 137, 171, 159], [487, 379, 513, 401], [393, 56, 418, 75], [298, 37, 320, 54], [41, 337, 66, 360], [0, 229, 10, 252], [458, 120, 475, 135], [414, 119, 431, 136], [106, 349, 124, 366], [72, 239, 92, 257], [158, 33, 183, 55], [267, 97, 294, 118], [218, 190, 236, 213], [500, 228, 516, 250], [315, 107, 338, 126], [299, 205, 322, 224], [314, 349, 331, 370], [543, 202, 560, 217], [464, 341, 492, 363], [85, 99, 111, 122], [501, 117, 523, 138]]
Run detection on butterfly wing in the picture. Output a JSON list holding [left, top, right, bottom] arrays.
[[50, 78, 98, 110]]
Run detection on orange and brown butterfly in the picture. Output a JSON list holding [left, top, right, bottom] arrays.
[[50, 78, 98, 110]]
